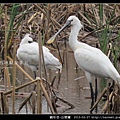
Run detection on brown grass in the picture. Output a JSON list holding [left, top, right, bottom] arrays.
[[0, 3, 120, 114]]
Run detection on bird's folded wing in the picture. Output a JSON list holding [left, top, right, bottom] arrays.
[[74, 47, 115, 78]]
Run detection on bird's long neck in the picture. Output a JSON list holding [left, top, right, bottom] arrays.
[[69, 25, 81, 51]]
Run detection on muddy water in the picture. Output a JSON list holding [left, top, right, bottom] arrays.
[[49, 43, 103, 114], [52, 49, 101, 114], [1, 42, 103, 114]]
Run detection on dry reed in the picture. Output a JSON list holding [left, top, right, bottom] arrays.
[[0, 3, 120, 114]]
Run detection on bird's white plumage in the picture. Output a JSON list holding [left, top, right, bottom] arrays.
[[17, 33, 62, 73], [66, 16, 120, 84], [46, 15, 120, 110], [74, 44, 120, 82]]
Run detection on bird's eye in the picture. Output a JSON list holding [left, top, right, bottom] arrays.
[[71, 19, 73, 22]]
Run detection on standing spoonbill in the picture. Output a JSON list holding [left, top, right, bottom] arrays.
[[17, 33, 62, 89], [47, 15, 120, 112]]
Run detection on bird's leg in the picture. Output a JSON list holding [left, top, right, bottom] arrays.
[[33, 71, 36, 91], [94, 77, 98, 113], [85, 72, 94, 111], [109, 80, 115, 93], [89, 82, 94, 109], [57, 69, 61, 89]]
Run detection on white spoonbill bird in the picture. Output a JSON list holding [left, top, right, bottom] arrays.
[[47, 15, 120, 111], [17, 33, 62, 82]]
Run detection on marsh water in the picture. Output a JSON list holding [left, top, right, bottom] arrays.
[[0, 41, 109, 114]]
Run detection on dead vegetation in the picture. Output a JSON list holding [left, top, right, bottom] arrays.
[[0, 3, 120, 114]]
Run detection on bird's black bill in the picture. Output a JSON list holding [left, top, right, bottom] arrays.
[[55, 20, 72, 36], [47, 20, 72, 44]]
